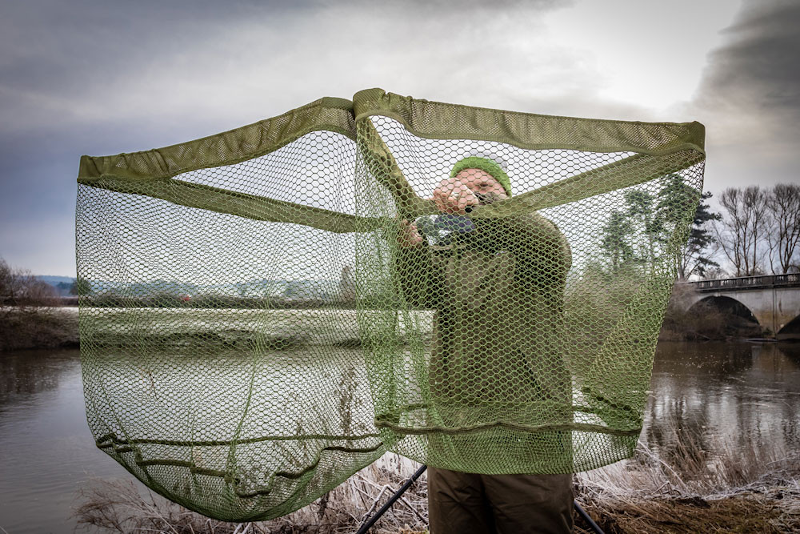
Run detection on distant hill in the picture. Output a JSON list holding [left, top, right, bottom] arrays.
[[31, 277, 358, 301], [36, 275, 76, 285], [35, 276, 77, 297]]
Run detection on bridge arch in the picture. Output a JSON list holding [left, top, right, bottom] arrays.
[[687, 275, 800, 338], [688, 295, 759, 323], [777, 315, 800, 342], [686, 295, 763, 336]]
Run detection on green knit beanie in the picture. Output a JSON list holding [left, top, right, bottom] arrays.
[[450, 156, 512, 197]]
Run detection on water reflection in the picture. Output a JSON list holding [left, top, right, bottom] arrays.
[[1, 343, 799, 532], [0, 350, 76, 406], [0, 350, 125, 534], [644, 342, 800, 454]]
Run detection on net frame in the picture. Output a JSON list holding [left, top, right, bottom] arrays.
[[76, 88, 705, 520]]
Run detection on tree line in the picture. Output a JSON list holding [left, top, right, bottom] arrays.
[[2, 182, 797, 306], [600, 181, 800, 280], [714, 184, 800, 277]]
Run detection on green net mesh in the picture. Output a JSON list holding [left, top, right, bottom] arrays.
[[76, 88, 705, 521]]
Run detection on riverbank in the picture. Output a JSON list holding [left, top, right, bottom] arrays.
[[574, 432, 800, 533], [0, 301, 780, 353], [0, 306, 78, 351], [74, 427, 800, 534], [658, 297, 765, 341]]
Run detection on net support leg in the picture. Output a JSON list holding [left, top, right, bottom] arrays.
[[574, 500, 604, 534], [355, 464, 427, 534]]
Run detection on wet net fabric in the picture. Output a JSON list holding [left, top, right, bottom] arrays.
[[76, 88, 705, 521]]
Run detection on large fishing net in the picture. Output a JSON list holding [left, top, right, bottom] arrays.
[[76, 88, 705, 521]]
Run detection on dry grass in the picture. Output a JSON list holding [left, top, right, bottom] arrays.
[[574, 493, 800, 534], [574, 422, 800, 533], [74, 454, 429, 534], [74, 424, 800, 534]]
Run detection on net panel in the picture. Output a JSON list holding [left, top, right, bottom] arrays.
[[76, 89, 705, 520], [77, 116, 384, 521]]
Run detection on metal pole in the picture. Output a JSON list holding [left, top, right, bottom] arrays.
[[574, 500, 604, 534], [355, 464, 427, 534]]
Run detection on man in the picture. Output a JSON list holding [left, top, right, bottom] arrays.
[[396, 156, 574, 534]]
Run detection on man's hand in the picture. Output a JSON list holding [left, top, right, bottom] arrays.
[[432, 178, 479, 215], [398, 219, 424, 247]]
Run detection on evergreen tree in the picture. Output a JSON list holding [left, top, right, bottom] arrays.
[[601, 210, 634, 274], [601, 176, 720, 279], [71, 277, 93, 296], [683, 191, 721, 278], [655, 175, 720, 279], [624, 190, 661, 266]]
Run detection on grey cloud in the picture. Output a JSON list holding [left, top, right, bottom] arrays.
[[0, 0, 573, 134], [687, 0, 800, 192], [0, 1, 298, 130], [693, 0, 800, 145], [1, 0, 579, 275], [317, 0, 569, 10]]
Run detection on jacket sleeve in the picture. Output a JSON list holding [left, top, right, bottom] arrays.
[[491, 213, 573, 407]]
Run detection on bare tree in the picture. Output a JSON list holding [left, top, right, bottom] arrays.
[[0, 257, 59, 307], [19, 274, 60, 306], [765, 183, 800, 274], [713, 186, 770, 276]]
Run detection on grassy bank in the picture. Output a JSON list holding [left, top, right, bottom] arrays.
[[0, 307, 79, 351], [74, 425, 799, 534], [2, 278, 764, 353]]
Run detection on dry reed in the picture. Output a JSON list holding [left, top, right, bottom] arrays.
[[74, 422, 799, 533], [574, 420, 800, 533], [74, 453, 428, 534]]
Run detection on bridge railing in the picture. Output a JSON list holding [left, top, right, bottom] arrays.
[[691, 274, 800, 291]]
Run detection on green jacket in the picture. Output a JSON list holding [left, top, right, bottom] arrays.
[[395, 212, 572, 427]]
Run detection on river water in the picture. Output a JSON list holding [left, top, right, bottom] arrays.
[[1, 342, 798, 533]]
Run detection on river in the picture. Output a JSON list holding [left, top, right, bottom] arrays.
[[0, 342, 798, 533]]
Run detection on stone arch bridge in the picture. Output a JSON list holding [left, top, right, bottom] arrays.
[[681, 274, 800, 340]]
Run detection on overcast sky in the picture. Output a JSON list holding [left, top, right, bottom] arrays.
[[1, 0, 798, 276]]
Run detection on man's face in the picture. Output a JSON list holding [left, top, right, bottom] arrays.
[[454, 168, 508, 204]]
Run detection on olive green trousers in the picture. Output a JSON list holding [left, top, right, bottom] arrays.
[[427, 467, 574, 534]]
